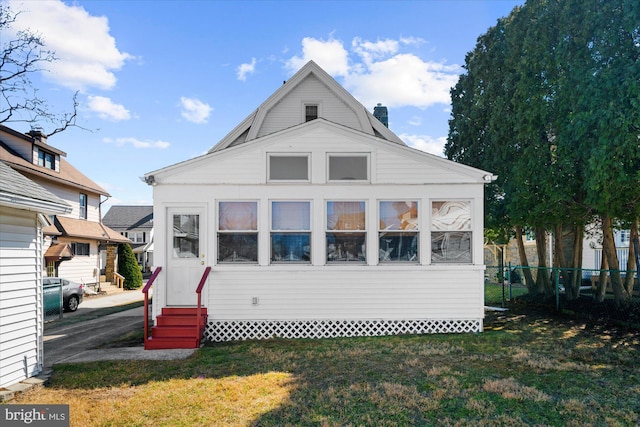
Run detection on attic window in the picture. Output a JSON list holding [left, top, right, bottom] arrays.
[[305, 104, 318, 122], [38, 149, 55, 170]]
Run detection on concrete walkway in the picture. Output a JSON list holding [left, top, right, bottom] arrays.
[[0, 289, 196, 401]]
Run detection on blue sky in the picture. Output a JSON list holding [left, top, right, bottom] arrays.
[[3, 0, 524, 213]]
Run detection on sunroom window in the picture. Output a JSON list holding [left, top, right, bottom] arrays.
[[326, 201, 366, 263], [379, 201, 419, 262], [431, 201, 472, 263], [328, 154, 368, 181], [218, 201, 258, 263], [271, 201, 311, 263], [268, 154, 309, 181]]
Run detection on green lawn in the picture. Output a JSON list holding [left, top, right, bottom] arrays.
[[10, 306, 639, 426]]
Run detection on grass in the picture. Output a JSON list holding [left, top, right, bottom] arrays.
[[9, 306, 640, 426]]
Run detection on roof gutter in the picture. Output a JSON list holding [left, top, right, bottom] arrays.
[[0, 193, 72, 215]]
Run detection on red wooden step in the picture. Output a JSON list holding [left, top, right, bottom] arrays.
[[145, 306, 208, 350], [156, 315, 207, 327], [162, 307, 207, 316], [151, 325, 202, 338]]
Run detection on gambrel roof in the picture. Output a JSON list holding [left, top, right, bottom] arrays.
[[147, 61, 496, 184], [209, 60, 405, 153]]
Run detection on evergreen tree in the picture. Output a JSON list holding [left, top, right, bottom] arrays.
[[117, 243, 143, 290]]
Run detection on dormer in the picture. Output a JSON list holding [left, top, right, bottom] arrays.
[[27, 129, 64, 173]]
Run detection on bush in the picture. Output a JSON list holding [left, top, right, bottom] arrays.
[[117, 243, 143, 290]]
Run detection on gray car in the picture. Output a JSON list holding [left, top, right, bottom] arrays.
[[43, 277, 84, 312]]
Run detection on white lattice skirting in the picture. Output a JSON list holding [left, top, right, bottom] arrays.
[[204, 319, 482, 342]]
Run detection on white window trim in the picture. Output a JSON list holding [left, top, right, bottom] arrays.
[[325, 200, 368, 264], [269, 200, 312, 264], [301, 101, 322, 122], [326, 153, 370, 183], [216, 200, 259, 264], [429, 199, 473, 265], [266, 153, 311, 182], [378, 200, 420, 264]]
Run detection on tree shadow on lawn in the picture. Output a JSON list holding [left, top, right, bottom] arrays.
[[45, 305, 640, 426]]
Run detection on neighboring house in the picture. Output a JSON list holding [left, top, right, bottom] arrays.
[[485, 228, 633, 273], [0, 125, 129, 288], [0, 161, 71, 388], [102, 205, 154, 272], [145, 61, 495, 344]]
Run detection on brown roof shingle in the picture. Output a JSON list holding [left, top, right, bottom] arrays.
[[55, 216, 130, 243]]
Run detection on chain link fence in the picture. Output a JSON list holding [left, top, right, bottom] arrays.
[[485, 265, 640, 324]]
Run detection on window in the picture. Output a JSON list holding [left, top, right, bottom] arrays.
[[431, 201, 472, 263], [271, 201, 311, 263], [79, 193, 87, 219], [218, 201, 258, 263], [173, 214, 199, 258], [525, 228, 536, 242], [326, 201, 366, 263], [126, 232, 145, 243], [379, 201, 419, 262], [268, 154, 309, 181], [305, 104, 318, 121], [38, 149, 55, 170], [619, 230, 630, 245], [328, 154, 368, 181], [71, 242, 90, 256]]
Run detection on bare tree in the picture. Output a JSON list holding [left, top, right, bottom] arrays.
[[0, 5, 86, 137]]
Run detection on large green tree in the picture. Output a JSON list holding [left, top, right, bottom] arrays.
[[447, 0, 640, 306]]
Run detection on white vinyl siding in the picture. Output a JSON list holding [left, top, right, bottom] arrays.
[[205, 267, 484, 320], [28, 178, 102, 222], [53, 239, 100, 284], [0, 207, 43, 388], [258, 75, 362, 137]]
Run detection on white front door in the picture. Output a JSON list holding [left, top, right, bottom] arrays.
[[166, 207, 206, 306]]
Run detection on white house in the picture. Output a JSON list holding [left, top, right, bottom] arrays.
[[144, 61, 495, 345], [0, 125, 128, 288], [0, 161, 71, 389]]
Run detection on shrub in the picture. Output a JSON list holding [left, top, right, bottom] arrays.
[[117, 243, 143, 290]]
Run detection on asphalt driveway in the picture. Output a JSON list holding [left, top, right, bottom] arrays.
[[43, 290, 195, 369]]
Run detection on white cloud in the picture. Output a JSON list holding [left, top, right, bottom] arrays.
[[285, 36, 461, 111], [352, 37, 399, 64], [400, 133, 447, 157], [237, 58, 257, 81], [180, 97, 212, 124], [344, 54, 461, 109], [285, 36, 350, 76], [86, 96, 130, 121], [103, 137, 170, 149], [7, 0, 132, 91]]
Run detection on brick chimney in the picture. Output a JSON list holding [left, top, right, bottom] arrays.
[[373, 103, 389, 128], [27, 128, 47, 143]]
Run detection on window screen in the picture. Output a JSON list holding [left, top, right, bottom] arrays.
[[269, 155, 309, 180], [328, 155, 368, 181]]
